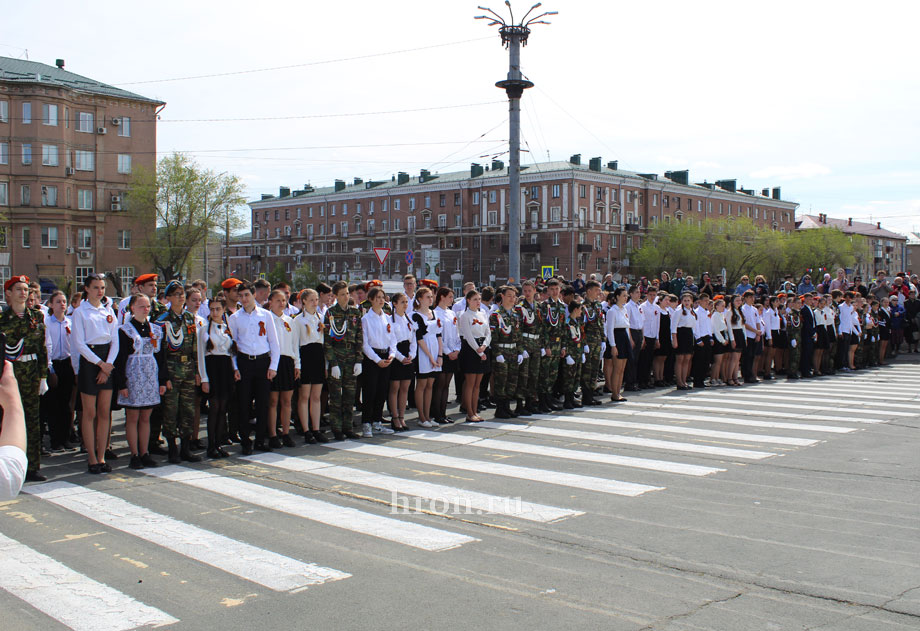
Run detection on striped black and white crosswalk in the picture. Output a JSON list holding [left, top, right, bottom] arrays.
[[2, 362, 916, 629]]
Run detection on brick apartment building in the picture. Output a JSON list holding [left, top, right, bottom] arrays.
[[0, 56, 163, 296], [797, 214, 907, 279], [229, 155, 799, 291]]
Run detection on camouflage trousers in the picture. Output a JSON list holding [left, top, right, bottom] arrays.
[[162, 358, 196, 439], [539, 345, 562, 392], [328, 356, 357, 432], [12, 361, 41, 473], [562, 355, 582, 394], [787, 336, 801, 376], [580, 340, 602, 395], [491, 349, 519, 400], [517, 343, 541, 401]]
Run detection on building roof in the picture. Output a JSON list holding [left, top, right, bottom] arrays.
[[906, 232, 920, 246], [250, 159, 796, 208], [797, 214, 906, 240], [0, 56, 163, 104]]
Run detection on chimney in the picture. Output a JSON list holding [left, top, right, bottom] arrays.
[[279, 186, 290, 197], [607, 160, 618, 170], [55, 59, 65, 69], [261, 194, 273, 200], [716, 179, 737, 193], [334, 180, 346, 192], [762, 188, 770, 197], [304, 184, 314, 193], [667, 170, 689, 186], [470, 163, 484, 178], [848, 217, 853, 226], [397, 172, 409, 185], [491, 159, 504, 171], [589, 157, 602, 172], [877, 222, 881, 229], [772, 187, 781, 200], [569, 154, 581, 166], [353, 177, 363, 186]]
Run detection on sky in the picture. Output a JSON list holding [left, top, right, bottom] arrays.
[[6, 0, 919, 235]]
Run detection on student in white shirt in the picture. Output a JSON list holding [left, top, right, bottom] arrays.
[[43, 291, 76, 451], [387, 292, 417, 431], [604, 286, 631, 401], [637, 291, 660, 388], [458, 290, 491, 423], [691, 293, 713, 388], [198, 298, 237, 458], [671, 293, 698, 390], [412, 287, 442, 428], [740, 290, 761, 383], [727, 294, 745, 385], [294, 289, 329, 444], [72, 273, 119, 474], [360, 287, 396, 437], [266, 290, 300, 447], [433, 287, 461, 425], [709, 296, 730, 385], [0, 361, 28, 499]]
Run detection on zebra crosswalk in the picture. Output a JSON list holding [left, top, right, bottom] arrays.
[[2, 362, 915, 629]]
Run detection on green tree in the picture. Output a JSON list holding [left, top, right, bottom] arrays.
[[292, 262, 320, 290], [126, 153, 246, 281], [266, 262, 289, 287]]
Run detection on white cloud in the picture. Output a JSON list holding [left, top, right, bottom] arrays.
[[750, 163, 832, 180]]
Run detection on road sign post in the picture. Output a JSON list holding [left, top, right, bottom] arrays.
[[541, 266, 554, 281], [373, 248, 390, 279]]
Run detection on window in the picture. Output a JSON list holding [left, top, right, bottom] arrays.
[[274, 227, 280, 238], [285, 209, 290, 220], [454, 193, 461, 206], [116, 267, 134, 296], [117, 154, 132, 173], [21, 226, 31, 247], [0, 183, 6, 205], [407, 216, 416, 233], [43, 104, 58, 126], [393, 199, 400, 211], [455, 214, 462, 227], [284, 225, 291, 236], [488, 210, 497, 226], [77, 189, 93, 210], [116, 230, 131, 249], [75, 267, 95, 285], [77, 112, 93, 132], [438, 214, 447, 227], [394, 218, 401, 231], [41, 185, 57, 206], [579, 185, 586, 198], [74, 150, 94, 171], [439, 194, 446, 208], [530, 186, 539, 199], [0, 101, 7, 123], [472, 192, 480, 206], [22, 102, 31, 124], [596, 188, 605, 201], [698, 200, 703, 212], [342, 203, 348, 215], [488, 190, 497, 204], [41, 226, 58, 248], [118, 116, 131, 137], [552, 184, 561, 198], [77, 228, 92, 249], [320, 205, 325, 217], [20, 185, 30, 206], [552, 232, 560, 246], [473, 215, 479, 227], [0, 142, 7, 165], [381, 219, 387, 232], [551, 207, 561, 222], [341, 221, 348, 237], [409, 198, 416, 211], [652, 194, 658, 207], [296, 223, 302, 236], [0, 229, 6, 248], [42, 144, 59, 166]]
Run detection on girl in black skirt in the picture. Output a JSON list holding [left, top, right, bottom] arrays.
[[877, 296, 891, 364], [710, 297, 730, 385], [458, 290, 491, 423], [433, 287, 460, 424], [604, 286, 631, 402], [267, 290, 300, 448], [727, 294, 745, 386], [72, 273, 119, 474], [652, 293, 672, 386], [813, 295, 829, 375], [670, 292, 698, 390], [387, 293, 416, 431], [198, 298, 236, 458], [295, 289, 329, 443]]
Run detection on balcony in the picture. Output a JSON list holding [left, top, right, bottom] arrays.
[[576, 243, 594, 253], [623, 223, 641, 232], [520, 242, 541, 253]]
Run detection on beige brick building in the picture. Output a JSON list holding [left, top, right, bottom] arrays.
[[797, 214, 907, 279], [0, 56, 163, 296]]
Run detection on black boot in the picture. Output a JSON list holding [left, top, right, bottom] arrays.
[[167, 437, 181, 464], [494, 399, 512, 419], [527, 399, 541, 415], [538, 393, 552, 413], [508, 398, 519, 417], [548, 394, 564, 411], [515, 399, 531, 416], [180, 437, 202, 463], [563, 393, 576, 410]]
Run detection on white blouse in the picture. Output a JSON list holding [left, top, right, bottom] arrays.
[[272, 312, 300, 366], [72, 300, 119, 366], [296, 309, 324, 346], [390, 312, 417, 362], [197, 321, 237, 382], [710, 311, 728, 344], [671, 307, 698, 334], [362, 309, 395, 363], [435, 306, 461, 354], [459, 308, 491, 351]]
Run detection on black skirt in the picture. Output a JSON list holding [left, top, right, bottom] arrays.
[[655, 333, 673, 357], [879, 326, 890, 341], [602, 343, 612, 360], [773, 330, 787, 350], [613, 328, 631, 359], [676, 327, 695, 355], [816, 325, 830, 349], [204, 354, 234, 398], [271, 355, 296, 391], [731, 328, 746, 351], [712, 336, 731, 355], [441, 355, 459, 374], [299, 343, 326, 385], [459, 342, 491, 374], [78, 344, 113, 395]]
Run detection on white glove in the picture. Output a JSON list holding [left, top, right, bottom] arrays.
[[517, 354, 524, 365], [790, 338, 797, 348], [353, 363, 362, 376], [540, 348, 546, 357], [600, 342, 606, 354], [39, 378, 49, 395], [565, 356, 575, 366], [584, 345, 590, 354], [522, 350, 529, 359], [331, 365, 342, 379], [581, 354, 586, 364], [495, 355, 505, 364]]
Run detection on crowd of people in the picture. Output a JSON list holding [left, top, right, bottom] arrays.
[[0, 265, 917, 489]]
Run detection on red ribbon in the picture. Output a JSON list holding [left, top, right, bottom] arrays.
[[65, 326, 71, 335], [106, 315, 113, 323], [284, 322, 291, 332], [437, 319, 441, 328], [386, 323, 391, 333], [258, 321, 266, 336]]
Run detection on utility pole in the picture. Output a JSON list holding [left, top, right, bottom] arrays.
[[477, 2, 556, 282]]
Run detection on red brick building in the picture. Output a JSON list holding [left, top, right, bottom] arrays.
[[232, 155, 798, 291], [0, 56, 163, 295]]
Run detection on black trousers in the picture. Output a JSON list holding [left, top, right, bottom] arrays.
[[836, 333, 851, 366], [237, 353, 271, 446], [362, 356, 391, 424], [41, 359, 75, 447], [624, 329, 644, 387], [741, 336, 757, 381], [637, 337, 656, 385], [691, 336, 712, 387], [800, 336, 814, 376]]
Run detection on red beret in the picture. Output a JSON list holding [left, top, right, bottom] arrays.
[[134, 273, 158, 285], [420, 279, 439, 289], [221, 278, 243, 289], [364, 280, 383, 292], [4, 275, 29, 292]]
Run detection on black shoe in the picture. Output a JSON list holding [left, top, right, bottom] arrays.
[[168, 440, 181, 464], [217, 447, 230, 458], [282, 434, 296, 448], [268, 436, 283, 449], [563, 393, 576, 410], [515, 400, 531, 416], [180, 440, 203, 463], [148, 444, 169, 456], [303, 431, 317, 445], [104, 449, 119, 460], [312, 430, 329, 443], [99, 462, 112, 473], [527, 399, 541, 414], [129, 455, 144, 470], [25, 471, 47, 482], [537, 394, 552, 413], [88, 463, 101, 474], [344, 430, 362, 439], [548, 397, 564, 411], [494, 400, 512, 419], [254, 442, 273, 452], [140, 453, 158, 467], [625, 385, 640, 392], [332, 431, 346, 441]]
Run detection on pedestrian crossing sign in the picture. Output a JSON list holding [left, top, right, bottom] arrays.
[[541, 266, 554, 280]]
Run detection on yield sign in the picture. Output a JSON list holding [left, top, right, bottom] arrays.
[[373, 247, 390, 265]]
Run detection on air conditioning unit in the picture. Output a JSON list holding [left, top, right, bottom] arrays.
[[110, 117, 122, 125], [65, 167, 75, 175], [96, 126, 107, 135], [111, 194, 121, 203], [111, 203, 122, 211], [66, 247, 75, 254], [79, 251, 91, 260]]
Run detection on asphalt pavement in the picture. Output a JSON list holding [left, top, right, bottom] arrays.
[[2, 359, 918, 631]]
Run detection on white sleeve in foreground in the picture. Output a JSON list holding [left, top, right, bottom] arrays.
[[0, 445, 27, 500]]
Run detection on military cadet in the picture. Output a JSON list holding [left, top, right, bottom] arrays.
[[538, 278, 566, 412], [786, 296, 803, 379], [323, 281, 363, 440], [560, 300, 585, 409], [221, 278, 243, 316], [184, 286, 207, 450], [580, 280, 605, 406], [490, 286, 521, 419], [0, 275, 49, 481], [153, 281, 202, 463], [229, 281, 281, 453], [514, 280, 541, 415]]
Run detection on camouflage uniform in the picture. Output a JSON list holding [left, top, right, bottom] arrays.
[[826, 305, 839, 374], [324, 302, 363, 433], [515, 298, 541, 407], [0, 307, 48, 474], [865, 312, 879, 367], [156, 309, 198, 439], [786, 309, 802, 379], [489, 305, 520, 401], [561, 316, 584, 394], [580, 299, 604, 399], [538, 298, 566, 391]]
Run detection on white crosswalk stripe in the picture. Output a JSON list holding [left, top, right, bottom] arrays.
[[0, 532, 178, 631], [143, 465, 478, 551], [623, 400, 886, 423], [745, 386, 918, 407], [681, 395, 917, 417], [241, 452, 583, 523], [398, 430, 727, 475], [321, 442, 666, 496], [24, 482, 351, 591], [587, 408, 859, 433]]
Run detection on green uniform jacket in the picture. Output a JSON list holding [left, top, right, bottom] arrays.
[[324, 303, 363, 365]]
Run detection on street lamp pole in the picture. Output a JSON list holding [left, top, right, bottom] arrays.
[[477, 2, 556, 283]]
